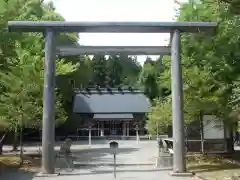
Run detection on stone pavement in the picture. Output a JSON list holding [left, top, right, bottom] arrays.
[[1, 140, 194, 180]]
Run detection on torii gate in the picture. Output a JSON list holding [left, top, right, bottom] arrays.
[[8, 21, 217, 175]]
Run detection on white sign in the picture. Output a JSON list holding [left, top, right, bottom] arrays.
[[203, 115, 224, 139]]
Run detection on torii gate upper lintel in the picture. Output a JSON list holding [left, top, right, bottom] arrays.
[[7, 21, 217, 175]]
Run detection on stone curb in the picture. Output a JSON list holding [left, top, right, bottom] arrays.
[[193, 175, 207, 180], [73, 163, 156, 166], [155, 167, 173, 171], [35, 172, 60, 177], [170, 171, 194, 177]]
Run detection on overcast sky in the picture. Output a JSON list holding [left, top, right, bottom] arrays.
[[46, 0, 184, 64]]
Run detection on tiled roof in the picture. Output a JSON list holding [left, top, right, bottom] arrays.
[[73, 88, 150, 113]]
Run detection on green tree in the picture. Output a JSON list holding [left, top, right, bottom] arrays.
[[148, 0, 240, 135], [0, 0, 80, 154], [106, 55, 123, 87], [139, 60, 160, 101], [121, 56, 142, 86], [147, 98, 172, 135], [0, 48, 77, 155], [91, 55, 108, 87], [139, 57, 165, 101]]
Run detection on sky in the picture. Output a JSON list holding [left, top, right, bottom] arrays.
[[47, 0, 181, 64]]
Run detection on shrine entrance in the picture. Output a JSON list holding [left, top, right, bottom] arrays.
[[109, 121, 118, 135], [94, 120, 134, 136]]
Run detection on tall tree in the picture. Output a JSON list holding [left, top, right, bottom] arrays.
[[147, 0, 240, 134], [91, 55, 108, 87], [0, 0, 80, 153], [121, 56, 142, 86], [139, 57, 165, 101], [106, 55, 123, 87], [139, 58, 160, 101]]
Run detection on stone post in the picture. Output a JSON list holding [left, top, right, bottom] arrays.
[[171, 29, 186, 173], [101, 122, 104, 136], [42, 29, 56, 174]]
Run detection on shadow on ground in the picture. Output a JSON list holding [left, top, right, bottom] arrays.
[[56, 147, 139, 169], [57, 168, 165, 176], [189, 163, 240, 173], [3, 140, 109, 152], [0, 147, 141, 179], [231, 150, 240, 161], [22, 140, 109, 147], [187, 152, 240, 174], [0, 168, 35, 180], [186, 152, 240, 180]]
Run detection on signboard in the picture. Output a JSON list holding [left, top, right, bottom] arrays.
[[203, 115, 224, 139]]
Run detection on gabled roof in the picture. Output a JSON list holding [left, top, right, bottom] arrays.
[[73, 87, 150, 114]]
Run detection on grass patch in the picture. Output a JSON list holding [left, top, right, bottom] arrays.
[[0, 154, 41, 172], [187, 153, 240, 180], [0, 145, 89, 173]]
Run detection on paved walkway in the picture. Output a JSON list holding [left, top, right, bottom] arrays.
[[1, 140, 194, 180]]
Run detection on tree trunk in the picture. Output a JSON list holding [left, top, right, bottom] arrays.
[[19, 126, 23, 165], [12, 126, 18, 152], [0, 133, 7, 155], [200, 111, 205, 154], [227, 130, 235, 154]]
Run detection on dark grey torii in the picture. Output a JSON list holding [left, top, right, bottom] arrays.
[[7, 21, 217, 175]]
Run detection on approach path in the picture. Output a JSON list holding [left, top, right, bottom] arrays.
[[2, 140, 194, 180]]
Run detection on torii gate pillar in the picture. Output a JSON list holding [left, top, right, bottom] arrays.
[[171, 29, 186, 173], [41, 29, 56, 174]]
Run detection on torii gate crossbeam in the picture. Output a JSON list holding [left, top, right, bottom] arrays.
[[56, 46, 171, 56], [7, 21, 217, 176]]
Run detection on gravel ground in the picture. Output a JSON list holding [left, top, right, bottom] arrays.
[[1, 140, 194, 180]]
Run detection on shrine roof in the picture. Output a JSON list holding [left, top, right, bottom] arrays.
[[93, 113, 133, 120], [73, 87, 150, 114]]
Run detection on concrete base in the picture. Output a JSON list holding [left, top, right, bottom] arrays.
[[170, 171, 194, 177], [155, 153, 173, 168], [155, 167, 173, 171], [35, 172, 60, 177]]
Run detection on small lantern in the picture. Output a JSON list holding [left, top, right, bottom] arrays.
[[109, 141, 119, 154]]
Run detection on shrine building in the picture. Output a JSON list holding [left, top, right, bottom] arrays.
[[73, 87, 150, 138]]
